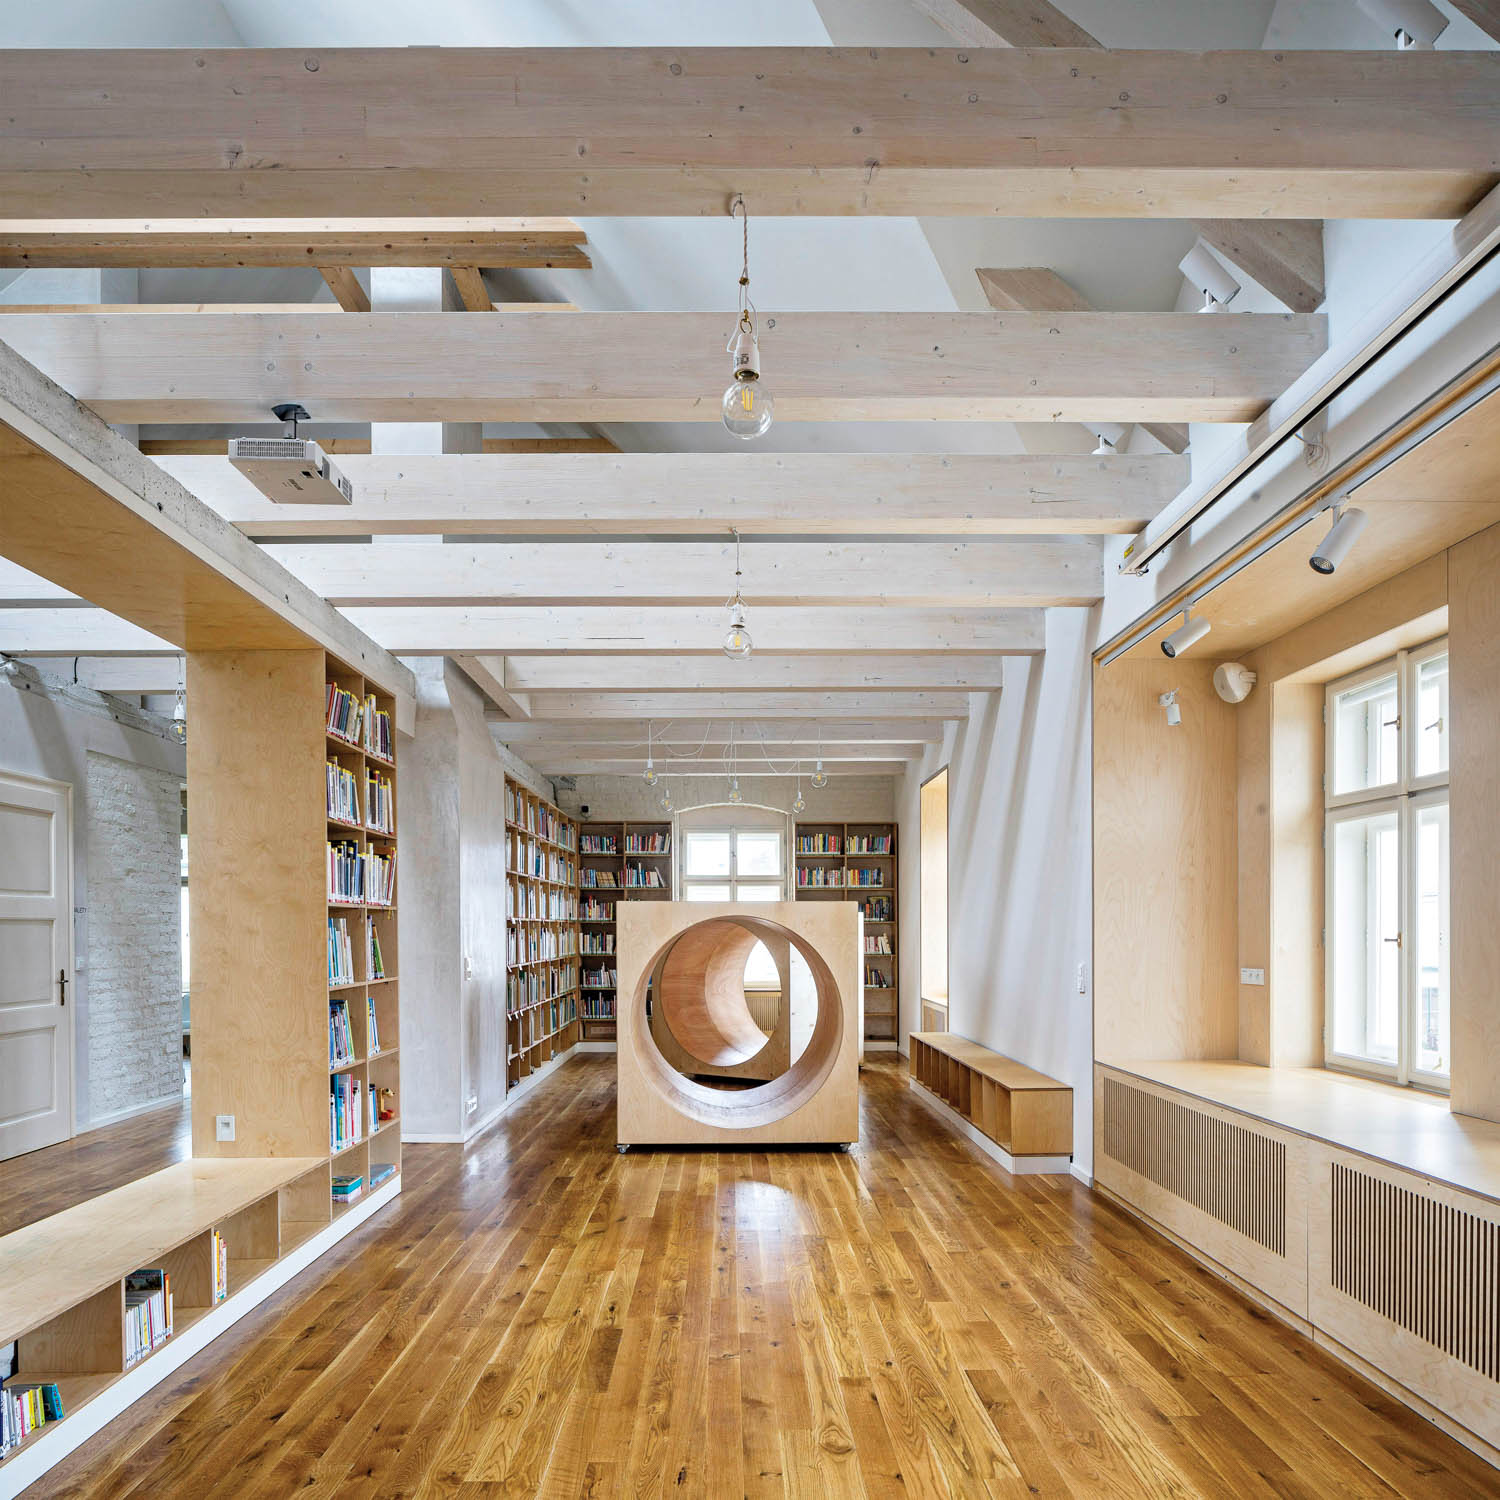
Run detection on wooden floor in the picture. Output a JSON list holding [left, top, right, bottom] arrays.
[[14, 1054, 1499, 1499]]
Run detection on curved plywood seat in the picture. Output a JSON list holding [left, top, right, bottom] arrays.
[[658, 918, 772, 1068], [616, 901, 862, 1148]]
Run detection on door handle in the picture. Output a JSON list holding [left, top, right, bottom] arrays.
[[58, 968, 67, 1006]]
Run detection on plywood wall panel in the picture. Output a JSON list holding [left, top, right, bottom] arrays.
[[1093, 659, 1239, 1064]]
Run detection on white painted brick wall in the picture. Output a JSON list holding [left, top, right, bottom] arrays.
[[85, 752, 183, 1121]]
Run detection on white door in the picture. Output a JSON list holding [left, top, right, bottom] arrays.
[[0, 772, 73, 1159]]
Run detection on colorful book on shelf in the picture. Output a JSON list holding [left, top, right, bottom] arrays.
[[1, 1382, 65, 1457], [212, 1229, 229, 1302], [369, 1163, 397, 1190], [366, 995, 382, 1055], [328, 839, 363, 903], [326, 758, 360, 823], [330, 1073, 365, 1151], [326, 682, 365, 744], [333, 1173, 365, 1204], [328, 915, 355, 985], [124, 1268, 173, 1367], [362, 695, 394, 761], [330, 997, 356, 1067], [364, 767, 395, 833], [367, 923, 386, 979]]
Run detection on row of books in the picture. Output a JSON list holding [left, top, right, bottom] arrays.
[[864, 967, 893, 989], [505, 788, 575, 849], [511, 995, 578, 1050], [328, 843, 397, 906], [506, 882, 577, 921], [213, 1228, 230, 1302], [624, 864, 666, 888], [581, 868, 618, 888], [796, 833, 842, 855], [327, 758, 360, 824], [581, 933, 616, 955], [580, 835, 618, 855], [507, 964, 579, 1012], [326, 686, 394, 762], [582, 994, 616, 1021], [859, 898, 894, 922], [796, 867, 845, 888], [1, 1380, 63, 1457], [848, 834, 893, 854], [366, 769, 395, 834], [507, 832, 577, 885], [864, 936, 894, 955], [625, 832, 670, 853], [330, 997, 357, 1067], [328, 915, 356, 986], [336, 1161, 397, 1207], [583, 966, 618, 989], [124, 1269, 174, 1367], [507, 926, 578, 966], [331, 1072, 368, 1151], [582, 897, 616, 921], [846, 868, 886, 887]]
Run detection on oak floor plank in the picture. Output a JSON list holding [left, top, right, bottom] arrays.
[[10, 1055, 1498, 1500]]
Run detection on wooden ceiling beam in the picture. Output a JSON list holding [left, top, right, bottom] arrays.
[[448, 267, 495, 313], [1193, 220, 1326, 315], [318, 266, 369, 312], [159, 451, 1183, 537], [909, 0, 1098, 47], [0, 50, 1493, 220], [505, 692, 969, 720], [975, 267, 1189, 454], [3, 311, 1327, 424], [0, 218, 590, 269], [336, 606, 1045, 656], [498, 654, 1011, 690], [1449, 2, 1500, 43], [141, 436, 616, 457], [255, 539, 1102, 609], [491, 718, 947, 744]]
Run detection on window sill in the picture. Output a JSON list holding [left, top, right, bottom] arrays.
[[1102, 1058, 1500, 1206]]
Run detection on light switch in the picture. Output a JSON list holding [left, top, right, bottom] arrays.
[[215, 1114, 236, 1141], [1240, 967, 1266, 986]]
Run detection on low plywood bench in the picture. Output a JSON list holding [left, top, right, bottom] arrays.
[[909, 1032, 1072, 1173]]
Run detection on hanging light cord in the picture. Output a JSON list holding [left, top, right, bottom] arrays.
[[729, 195, 755, 338], [727, 526, 744, 608]]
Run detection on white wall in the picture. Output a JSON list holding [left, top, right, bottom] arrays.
[[898, 610, 1097, 1176], [0, 665, 186, 1130]]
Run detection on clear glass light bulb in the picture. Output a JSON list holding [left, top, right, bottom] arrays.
[[643, 759, 658, 786], [722, 600, 753, 660], [793, 792, 806, 814], [728, 777, 743, 805], [811, 760, 828, 789], [722, 378, 774, 440], [659, 788, 673, 812]]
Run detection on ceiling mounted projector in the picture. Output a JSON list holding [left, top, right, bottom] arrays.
[[228, 403, 354, 506]]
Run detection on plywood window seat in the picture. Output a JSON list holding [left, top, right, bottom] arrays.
[[908, 1032, 1073, 1175], [0, 1156, 398, 1496], [1106, 1059, 1500, 1205]]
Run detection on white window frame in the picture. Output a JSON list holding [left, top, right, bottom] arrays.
[[1323, 636, 1449, 1091], [679, 823, 787, 903]]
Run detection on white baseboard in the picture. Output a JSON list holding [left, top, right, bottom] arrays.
[[403, 1045, 597, 1145], [83, 1090, 185, 1131], [0, 1174, 401, 1500], [574, 1041, 617, 1053], [907, 1077, 1072, 1177], [1070, 1163, 1094, 1188]]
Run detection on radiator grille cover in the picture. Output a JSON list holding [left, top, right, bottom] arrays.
[[1102, 1077, 1287, 1256], [1331, 1162, 1500, 1382]]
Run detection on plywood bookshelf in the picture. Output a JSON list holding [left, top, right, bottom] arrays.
[[577, 820, 672, 1040], [504, 780, 580, 1086], [187, 648, 401, 1212], [794, 820, 898, 1044]]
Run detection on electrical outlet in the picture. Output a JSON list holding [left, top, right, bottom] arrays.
[[466, 1094, 478, 1115], [1076, 962, 1089, 995], [215, 1114, 236, 1142], [1240, 967, 1266, 986]]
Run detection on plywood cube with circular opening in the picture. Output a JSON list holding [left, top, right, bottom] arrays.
[[616, 901, 862, 1148]]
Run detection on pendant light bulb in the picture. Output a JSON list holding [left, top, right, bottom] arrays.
[[728, 775, 743, 805], [793, 772, 806, 815], [722, 197, 773, 440], [721, 528, 753, 659], [659, 784, 673, 813], [811, 760, 828, 789], [171, 657, 188, 745], [643, 724, 658, 784]]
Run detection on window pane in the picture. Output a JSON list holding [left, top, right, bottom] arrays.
[[1331, 671, 1399, 795], [736, 884, 782, 902], [684, 882, 731, 901], [736, 830, 782, 877], [1329, 808, 1400, 1066], [743, 940, 778, 986], [684, 831, 731, 878], [1414, 651, 1449, 779], [1413, 799, 1450, 1077]]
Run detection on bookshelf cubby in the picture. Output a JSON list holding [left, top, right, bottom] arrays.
[[187, 648, 401, 1214], [505, 779, 581, 1087], [577, 820, 673, 1040], [794, 820, 898, 1044]]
